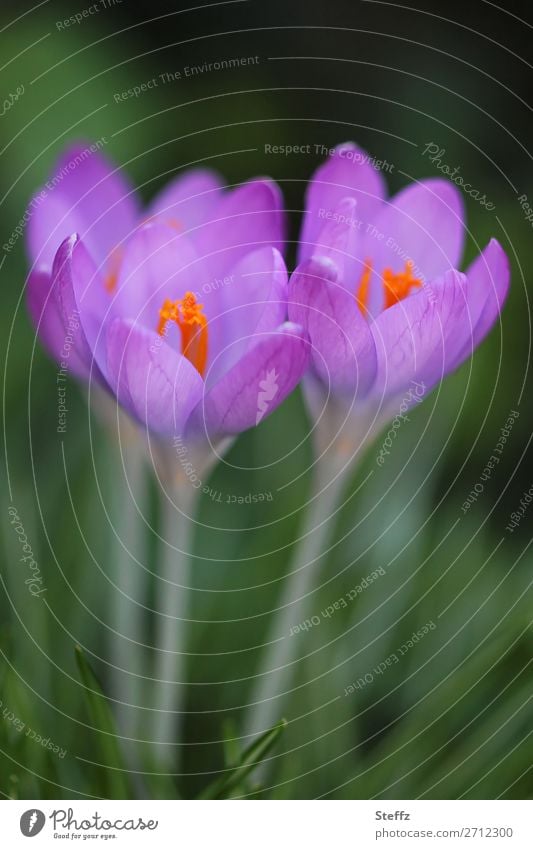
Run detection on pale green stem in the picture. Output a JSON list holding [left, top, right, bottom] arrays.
[[108, 440, 148, 754], [150, 480, 199, 768], [244, 451, 355, 741]]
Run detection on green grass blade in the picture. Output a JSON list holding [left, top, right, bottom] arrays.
[[74, 645, 132, 798], [199, 719, 287, 799]]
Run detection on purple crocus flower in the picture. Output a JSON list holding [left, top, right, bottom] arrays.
[[289, 143, 510, 417], [26, 143, 309, 438]]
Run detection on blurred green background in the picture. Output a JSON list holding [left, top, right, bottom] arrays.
[[1, 0, 532, 799]]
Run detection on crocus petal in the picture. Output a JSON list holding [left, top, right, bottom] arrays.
[[298, 142, 387, 265], [205, 246, 288, 384], [106, 318, 204, 436], [26, 266, 90, 379], [308, 197, 364, 292], [194, 178, 285, 276], [362, 179, 465, 314], [371, 268, 472, 400], [27, 143, 140, 269], [289, 256, 377, 398], [50, 235, 109, 381], [111, 221, 209, 332], [147, 168, 223, 230], [193, 322, 309, 436], [26, 268, 61, 357], [450, 238, 510, 366]]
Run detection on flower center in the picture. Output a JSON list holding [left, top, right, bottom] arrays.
[[157, 291, 208, 377], [355, 258, 422, 316], [382, 260, 422, 309]]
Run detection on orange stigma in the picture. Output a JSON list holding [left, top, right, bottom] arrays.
[[382, 260, 422, 310], [157, 291, 208, 377], [355, 258, 372, 317]]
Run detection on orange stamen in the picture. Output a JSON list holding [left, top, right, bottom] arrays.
[[157, 291, 208, 377], [104, 246, 124, 293], [355, 258, 372, 317], [382, 260, 422, 310]]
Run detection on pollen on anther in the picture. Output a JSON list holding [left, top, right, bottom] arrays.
[[157, 291, 208, 377], [382, 260, 422, 310]]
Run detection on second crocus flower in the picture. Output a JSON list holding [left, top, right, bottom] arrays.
[[289, 142, 510, 427]]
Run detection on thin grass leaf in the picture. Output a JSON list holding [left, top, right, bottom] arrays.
[[199, 719, 288, 799], [74, 646, 132, 799], [222, 718, 241, 769]]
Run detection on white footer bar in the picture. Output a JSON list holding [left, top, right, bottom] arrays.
[[2, 799, 531, 848]]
